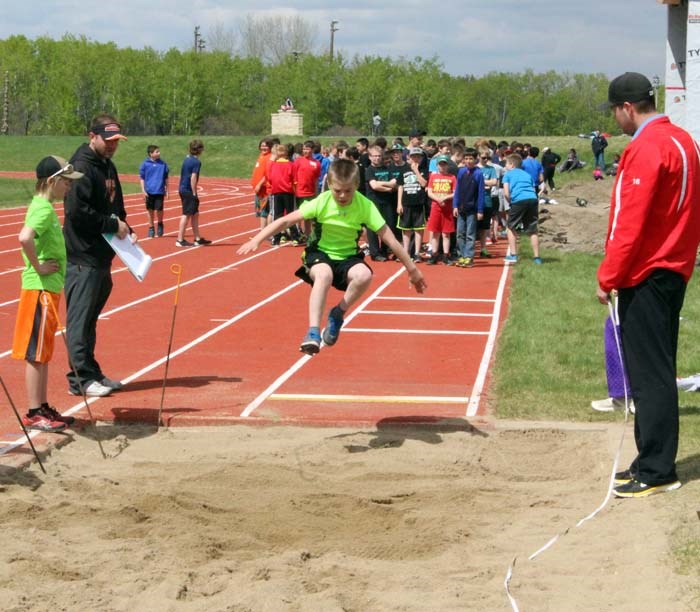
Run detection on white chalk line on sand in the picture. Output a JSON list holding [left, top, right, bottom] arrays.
[[504, 300, 632, 611]]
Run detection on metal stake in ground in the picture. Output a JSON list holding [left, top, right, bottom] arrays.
[[0, 376, 47, 475], [158, 263, 183, 429], [43, 293, 107, 459]]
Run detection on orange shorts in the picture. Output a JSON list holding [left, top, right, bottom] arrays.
[[11, 290, 60, 363]]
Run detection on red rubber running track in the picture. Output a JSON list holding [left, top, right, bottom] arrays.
[[0, 173, 512, 466]]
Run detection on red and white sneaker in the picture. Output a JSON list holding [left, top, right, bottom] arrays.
[[22, 413, 67, 433], [38, 405, 75, 425]]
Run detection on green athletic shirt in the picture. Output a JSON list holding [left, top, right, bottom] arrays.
[[21, 195, 66, 293], [298, 190, 386, 261]]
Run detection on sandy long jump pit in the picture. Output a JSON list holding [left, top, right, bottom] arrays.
[[0, 420, 691, 612]]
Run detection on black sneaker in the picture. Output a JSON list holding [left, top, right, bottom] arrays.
[[38, 405, 75, 426], [157, 222, 164, 237], [614, 468, 636, 485], [176, 239, 193, 247], [147, 226, 155, 238], [412, 254, 422, 263], [613, 478, 681, 498], [194, 237, 212, 245], [371, 255, 388, 262], [426, 256, 439, 265]]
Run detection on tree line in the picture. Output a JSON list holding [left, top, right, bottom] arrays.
[[0, 34, 642, 138]]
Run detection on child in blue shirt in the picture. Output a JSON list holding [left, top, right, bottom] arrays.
[[176, 139, 211, 247], [452, 148, 485, 268], [139, 145, 169, 238], [502, 154, 541, 264]]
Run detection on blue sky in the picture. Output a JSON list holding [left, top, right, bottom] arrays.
[[0, 0, 668, 79]]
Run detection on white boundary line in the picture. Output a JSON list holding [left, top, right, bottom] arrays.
[[375, 296, 496, 303], [361, 309, 492, 318], [466, 260, 511, 417], [343, 328, 489, 336], [239, 268, 406, 418], [0, 279, 304, 454], [269, 393, 469, 404], [0, 239, 285, 359]]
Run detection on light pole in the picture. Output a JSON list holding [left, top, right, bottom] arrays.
[[652, 74, 660, 104], [330, 20, 339, 61]]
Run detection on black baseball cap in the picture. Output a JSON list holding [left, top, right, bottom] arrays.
[[601, 72, 655, 109], [90, 122, 128, 141]]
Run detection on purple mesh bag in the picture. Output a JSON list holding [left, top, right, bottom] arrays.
[[605, 315, 630, 398]]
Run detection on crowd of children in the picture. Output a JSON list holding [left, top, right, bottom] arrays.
[[251, 135, 554, 268]]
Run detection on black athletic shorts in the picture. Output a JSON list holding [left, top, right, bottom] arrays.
[[477, 206, 492, 231], [397, 206, 426, 231], [179, 191, 200, 216], [295, 248, 372, 291], [146, 194, 164, 211], [507, 199, 539, 234]]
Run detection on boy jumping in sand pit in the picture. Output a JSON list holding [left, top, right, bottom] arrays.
[[238, 159, 427, 355]]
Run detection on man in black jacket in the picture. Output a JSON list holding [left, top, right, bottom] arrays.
[[63, 114, 130, 397], [591, 130, 608, 171]]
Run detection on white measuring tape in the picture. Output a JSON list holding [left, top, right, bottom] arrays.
[[505, 298, 632, 611]]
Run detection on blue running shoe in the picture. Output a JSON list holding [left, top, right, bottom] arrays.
[[300, 329, 321, 355], [504, 254, 518, 264], [322, 306, 344, 346], [533, 257, 543, 265]]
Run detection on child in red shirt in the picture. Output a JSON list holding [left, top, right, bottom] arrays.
[[293, 140, 321, 242], [266, 144, 300, 245], [426, 156, 457, 264]]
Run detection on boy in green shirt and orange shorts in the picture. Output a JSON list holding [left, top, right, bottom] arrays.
[[12, 156, 84, 432]]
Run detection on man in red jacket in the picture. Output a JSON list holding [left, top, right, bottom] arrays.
[[597, 72, 700, 498]]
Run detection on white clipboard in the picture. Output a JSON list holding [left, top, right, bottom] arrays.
[[102, 233, 153, 282]]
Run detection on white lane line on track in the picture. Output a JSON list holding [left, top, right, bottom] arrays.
[[375, 296, 496, 303], [269, 393, 470, 404], [466, 260, 511, 418], [0, 266, 23, 277], [240, 268, 505, 419], [0, 202, 256, 297], [0, 191, 251, 246], [343, 328, 489, 335], [0, 239, 287, 359], [239, 268, 406, 418], [0, 279, 303, 455], [361, 310, 492, 318]]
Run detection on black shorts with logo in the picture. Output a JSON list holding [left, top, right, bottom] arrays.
[[295, 248, 372, 291]]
